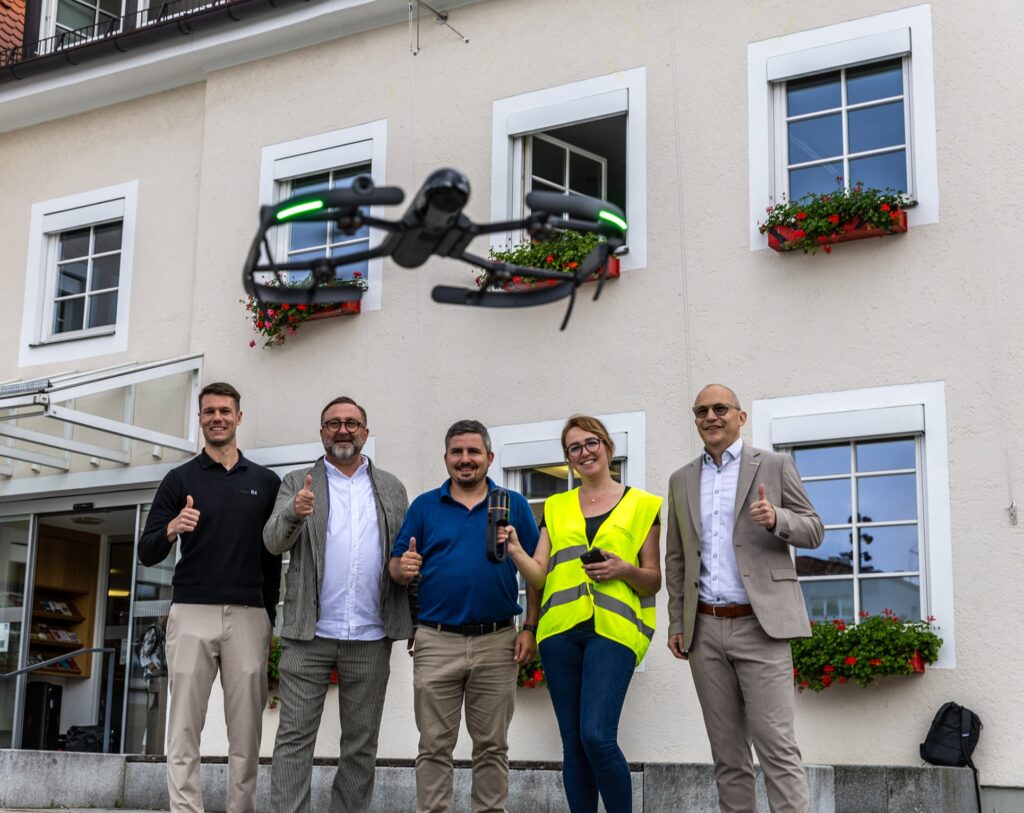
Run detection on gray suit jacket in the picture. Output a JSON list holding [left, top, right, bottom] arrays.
[[264, 456, 412, 641], [664, 444, 823, 651]]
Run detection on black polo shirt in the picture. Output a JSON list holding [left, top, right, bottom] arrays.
[[139, 450, 282, 623]]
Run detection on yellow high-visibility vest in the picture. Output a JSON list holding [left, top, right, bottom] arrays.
[[537, 487, 663, 665]]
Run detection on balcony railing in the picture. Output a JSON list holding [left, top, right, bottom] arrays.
[[1, 0, 247, 71]]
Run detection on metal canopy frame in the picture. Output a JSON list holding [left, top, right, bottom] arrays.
[[0, 354, 203, 476]]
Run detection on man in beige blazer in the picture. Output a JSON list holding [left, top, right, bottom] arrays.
[[665, 384, 824, 813]]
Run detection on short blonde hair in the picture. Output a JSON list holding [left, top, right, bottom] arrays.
[[561, 415, 614, 458]]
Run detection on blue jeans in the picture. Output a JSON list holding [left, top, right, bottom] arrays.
[[538, 618, 636, 813]]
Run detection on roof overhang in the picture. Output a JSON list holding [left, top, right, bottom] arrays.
[[0, 354, 202, 478]]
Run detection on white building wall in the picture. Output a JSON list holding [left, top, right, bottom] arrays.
[[0, 0, 1021, 788]]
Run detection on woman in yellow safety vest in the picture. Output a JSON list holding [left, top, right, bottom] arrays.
[[501, 415, 662, 813]]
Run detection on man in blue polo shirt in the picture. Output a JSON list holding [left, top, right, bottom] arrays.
[[390, 419, 539, 813]]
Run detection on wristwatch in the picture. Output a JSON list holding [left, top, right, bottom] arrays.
[[521, 623, 538, 634]]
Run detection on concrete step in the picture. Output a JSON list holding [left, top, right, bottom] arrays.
[[0, 749, 980, 812]]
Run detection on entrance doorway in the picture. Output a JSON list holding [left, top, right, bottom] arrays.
[[0, 501, 175, 753]]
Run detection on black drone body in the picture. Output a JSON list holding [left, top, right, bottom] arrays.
[[241, 167, 628, 329]]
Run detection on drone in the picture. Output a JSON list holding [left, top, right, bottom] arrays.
[[241, 167, 628, 330]]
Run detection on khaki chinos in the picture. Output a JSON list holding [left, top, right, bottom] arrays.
[[165, 603, 271, 813], [413, 625, 518, 813]]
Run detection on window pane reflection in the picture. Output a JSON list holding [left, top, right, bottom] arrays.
[[787, 71, 841, 116], [859, 525, 918, 573], [795, 529, 852, 576], [848, 150, 907, 193], [846, 59, 903, 105], [788, 114, 842, 165], [855, 438, 915, 472], [848, 101, 905, 153], [858, 474, 917, 521], [860, 576, 920, 620], [803, 479, 851, 526], [793, 445, 849, 478], [801, 579, 853, 624]]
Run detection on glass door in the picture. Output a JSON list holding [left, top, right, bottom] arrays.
[[123, 505, 175, 755], [0, 517, 31, 748]]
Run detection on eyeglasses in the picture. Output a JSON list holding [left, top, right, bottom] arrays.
[[321, 418, 364, 433], [565, 437, 603, 458], [692, 403, 740, 420]]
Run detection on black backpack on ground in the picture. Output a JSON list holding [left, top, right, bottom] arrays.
[[920, 702, 983, 812]]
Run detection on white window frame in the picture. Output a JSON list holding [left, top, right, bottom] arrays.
[[19, 181, 139, 368], [490, 68, 647, 270], [751, 381, 954, 668], [747, 4, 938, 250], [259, 121, 388, 311], [41, 0, 124, 50]]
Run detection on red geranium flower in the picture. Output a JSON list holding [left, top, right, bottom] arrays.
[[799, 680, 809, 688], [843, 656, 857, 666], [869, 658, 884, 667], [822, 245, 832, 254], [827, 214, 841, 225], [832, 619, 846, 631], [823, 664, 835, 674], [545, 254, 555, 264], [795, 212, 807, 220], [839, 676, 848, 684], [249, 339, 256, 348], [821, 675, 833, 687], [297, 303, 308, 311], [792, 229, 806, 239], [533, 669, 543, 682], [880, 203, 891, 212]]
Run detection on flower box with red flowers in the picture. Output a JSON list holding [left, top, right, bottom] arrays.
[[517, 654, 547, 689], [478, 229, 621, 293], [790, 610, 942, 692], [759, 184, 913, 255], [242, 275, 367, 348]]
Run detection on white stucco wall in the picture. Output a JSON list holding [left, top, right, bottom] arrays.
[[1, 0, 1021, 788]]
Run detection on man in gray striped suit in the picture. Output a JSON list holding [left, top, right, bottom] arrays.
[[264, 396, 411, 813]]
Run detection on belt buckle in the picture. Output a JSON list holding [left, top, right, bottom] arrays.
[[711, 604, 722, 619]]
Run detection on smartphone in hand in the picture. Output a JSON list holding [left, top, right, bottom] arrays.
[[579, 547, 607, 565]]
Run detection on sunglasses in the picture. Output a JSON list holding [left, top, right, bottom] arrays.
[[691, 403, 739, 420]]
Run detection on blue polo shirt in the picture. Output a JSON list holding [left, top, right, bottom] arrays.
[[391, 478, 539, 625]]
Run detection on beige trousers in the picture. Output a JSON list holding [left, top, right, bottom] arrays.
[[165, 603, 271, 813], [688, 613, 810, 813], [413, 625, 518, 813]]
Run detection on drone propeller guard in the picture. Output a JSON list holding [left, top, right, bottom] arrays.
[[242, 168, 627, 328]]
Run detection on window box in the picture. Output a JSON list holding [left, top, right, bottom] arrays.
[[501, 256, 620, 292], [243, 279, 365, 349], [767, 210, 908, 252]]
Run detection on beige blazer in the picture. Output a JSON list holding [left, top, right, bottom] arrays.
[[665, 444, 823, 652]]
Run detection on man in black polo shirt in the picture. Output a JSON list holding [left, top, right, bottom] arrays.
[[140, 382, 281, 813]]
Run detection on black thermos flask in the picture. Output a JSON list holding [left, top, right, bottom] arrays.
[[486, 488, 511, 563]]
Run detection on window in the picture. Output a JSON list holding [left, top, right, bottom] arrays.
[[751, 382, 954, 667], [785, 437, 922, 623], [278, 163, 372, 283], [780, 58, 909, 200], [491, 69, 646, 269], [19, 181, 138, 367], [748, 5, 938, 248], [41, 0, 123, 51], [259, 121, 388, 311], [50, 221, 123, 337]]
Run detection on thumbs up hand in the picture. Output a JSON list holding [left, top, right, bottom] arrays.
[[294, 473, 315, 518], [398, 537, 423, 585], [167, 494, 201, 540], [750, 483, 777, 530]]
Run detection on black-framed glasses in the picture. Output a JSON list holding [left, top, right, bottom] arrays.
[[322, 418, 364, 433], [565, 437, 603, 458], [692, 403, 739, 420]]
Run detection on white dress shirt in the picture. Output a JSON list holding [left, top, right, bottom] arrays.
[[316, 455, 386, 640], [698, 438, 751, 605]]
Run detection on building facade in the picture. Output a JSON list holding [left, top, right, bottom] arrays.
[[0, 0, 1020, 797]]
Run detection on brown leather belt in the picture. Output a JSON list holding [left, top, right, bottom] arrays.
[[698, 601, 754, 618]]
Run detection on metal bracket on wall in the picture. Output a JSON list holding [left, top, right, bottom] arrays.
[[409, 0, 469, 55], [1008, 501, 1017, 526]]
